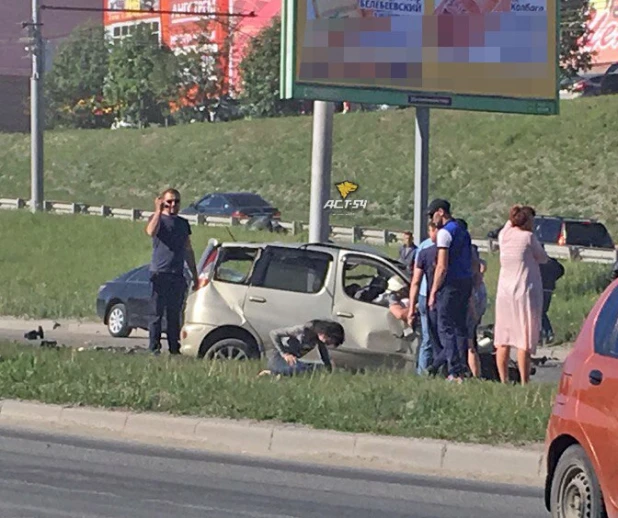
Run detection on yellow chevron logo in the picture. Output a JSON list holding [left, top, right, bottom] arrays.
[[335, 181, 358, 200]]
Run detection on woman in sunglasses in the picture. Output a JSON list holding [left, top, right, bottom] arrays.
[[145, 188, 198, 355]]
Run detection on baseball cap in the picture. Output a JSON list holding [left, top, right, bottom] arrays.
[[387, 275, 407, 292], [427, 198, 451, 217]]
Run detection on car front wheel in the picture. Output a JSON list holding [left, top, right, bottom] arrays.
[[204, 338, 254, 361], [107, 303, 132, 338], [551, 444, 607, 518]]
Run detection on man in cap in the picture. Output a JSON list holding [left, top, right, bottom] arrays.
[[386, 275, 410, 321], [426, 198, 474, 383]]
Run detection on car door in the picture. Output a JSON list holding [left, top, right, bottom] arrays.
[[124, 265, 152, 329], [331, 253, 411, 363], [575, 285, 618, 507], [242, 246, 335, 353]]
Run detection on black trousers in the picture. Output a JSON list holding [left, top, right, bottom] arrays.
[[149, 272, 186, 353]]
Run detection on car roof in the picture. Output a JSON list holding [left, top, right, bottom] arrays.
[[536, 215, 601, 224], [215, 192, 267, 198], [220, 240, 392, 256]]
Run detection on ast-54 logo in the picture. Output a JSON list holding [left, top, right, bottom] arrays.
[[324, 181, 368, 210]]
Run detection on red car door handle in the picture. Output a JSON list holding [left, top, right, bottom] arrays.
[[589, 370, 603, 386]]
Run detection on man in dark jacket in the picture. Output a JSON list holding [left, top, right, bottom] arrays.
[[399, 231, 418, 274], [539, 256, 565, 344]]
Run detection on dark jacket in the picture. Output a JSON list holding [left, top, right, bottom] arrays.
[[540, 258, 565, 291]]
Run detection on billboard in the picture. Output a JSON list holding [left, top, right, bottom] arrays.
[[280, 0, 559, 114], [104, 0, 161, 23], [586, 0, 618, 65]]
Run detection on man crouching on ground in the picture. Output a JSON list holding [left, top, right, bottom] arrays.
[[258, 320, 345, 377]]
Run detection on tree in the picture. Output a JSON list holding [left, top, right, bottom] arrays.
[[104, 24, 179, 128], [171, 19, 237, 123], [238, 17, 303, 118], [45, 23, 112, 129], [560, 0, 593, 78]]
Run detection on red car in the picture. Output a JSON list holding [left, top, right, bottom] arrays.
[[544, 279, 618, 517]]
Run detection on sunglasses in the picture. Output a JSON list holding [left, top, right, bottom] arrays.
[[164, 199, 180, 206]]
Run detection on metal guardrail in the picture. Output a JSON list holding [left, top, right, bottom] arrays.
[[1, 197, 616, 264]]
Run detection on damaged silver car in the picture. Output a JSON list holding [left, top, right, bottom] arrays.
[[180, 239, 416, 370]]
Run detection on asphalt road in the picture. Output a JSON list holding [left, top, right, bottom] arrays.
[[0, 426, 547, 518]]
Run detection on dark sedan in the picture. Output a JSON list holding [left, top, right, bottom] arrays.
[[487, 215, 615, 249], [96, 265, 191, 337], [179, 192, 280, 220]]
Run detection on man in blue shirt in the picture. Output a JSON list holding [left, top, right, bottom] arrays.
[[146, 188, 198, 355], [427, 198, 474, 383], [407, 221, 438, 374]]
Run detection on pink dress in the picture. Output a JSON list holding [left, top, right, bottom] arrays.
[[494, 220, 549, 354]]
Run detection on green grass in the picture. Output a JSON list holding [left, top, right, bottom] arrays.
[[0, 210, 610, 344], [2, 96, 618, 235], [0, 341, 555, 444]]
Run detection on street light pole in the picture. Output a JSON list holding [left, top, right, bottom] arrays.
[[30, 0, 44, 213]]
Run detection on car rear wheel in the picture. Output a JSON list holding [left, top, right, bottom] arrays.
[[204, 338, 254, 361], [107, 303, 132, 338], [551, 444, 607, 518]]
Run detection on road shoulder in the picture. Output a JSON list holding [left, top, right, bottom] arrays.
[[0, 398, 546, 488]]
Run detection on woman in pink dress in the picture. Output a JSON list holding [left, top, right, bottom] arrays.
[[494, 205, 549, 385]]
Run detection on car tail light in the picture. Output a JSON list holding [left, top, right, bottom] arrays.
[[573, 80, 586, 92], [196, 249, 218, 290], [232, 210, 249, 220], [558, 224, 567, 246]]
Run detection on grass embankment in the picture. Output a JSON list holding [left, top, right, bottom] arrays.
[[0, 341, 554, 444], [1, 96, 618, 235], [0, 211, 611, 343]]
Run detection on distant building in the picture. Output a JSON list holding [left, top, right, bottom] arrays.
[[0, 0, 102, 132], [102, 0, 280, 93]]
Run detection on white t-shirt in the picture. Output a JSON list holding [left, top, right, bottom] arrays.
[[436, 228, 453, 248]]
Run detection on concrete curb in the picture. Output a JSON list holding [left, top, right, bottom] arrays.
[[0, 399, 546, 486]]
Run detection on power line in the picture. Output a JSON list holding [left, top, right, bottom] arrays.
[[40, 4, 256, 18]]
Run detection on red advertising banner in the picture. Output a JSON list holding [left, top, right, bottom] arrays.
[[165, 0, 227, 49], [586, 0, 618, 65], [227, 0, 280, 89]]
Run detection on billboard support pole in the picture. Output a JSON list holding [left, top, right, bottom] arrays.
[[413, 107, 430, 245], [309, 100, 334, 243]]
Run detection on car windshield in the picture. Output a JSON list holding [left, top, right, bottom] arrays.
[[225, 193, 270, 207], [534, 218, 562, 243]]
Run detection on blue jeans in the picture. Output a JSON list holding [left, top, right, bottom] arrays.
[[541, 290, 554, 339], [267, 351, 325, 376], [417, 295, 434, 374]]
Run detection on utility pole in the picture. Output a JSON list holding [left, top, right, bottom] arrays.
[[413, 107, 430, 244], [26, 0, 44, 213], [308, 100, 335, 243]]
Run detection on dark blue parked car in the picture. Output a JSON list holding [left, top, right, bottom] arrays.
[[179, 192, 280, 220], [96, 265, 191, 337]]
